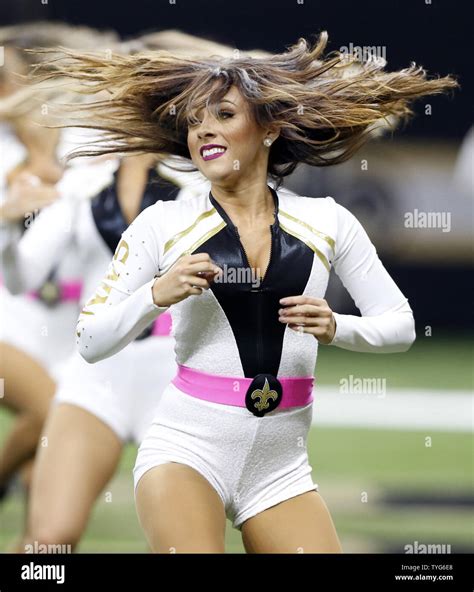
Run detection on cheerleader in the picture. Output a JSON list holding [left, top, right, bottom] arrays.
[[1, 151, 208, 550], [0, 23, 119, 509], [40, 32, 456, 552], [0, 23, 119, 370]]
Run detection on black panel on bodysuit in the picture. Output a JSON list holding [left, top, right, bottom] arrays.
[[193, 188, 314, 378], [91, 166, 180, 255], [91, 165, 180, 339]]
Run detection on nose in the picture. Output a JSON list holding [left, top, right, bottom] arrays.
[[197, 128, 216, 140], [196, 111, 217, 140]]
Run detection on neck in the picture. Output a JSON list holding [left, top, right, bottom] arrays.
[[210, 179, 275, 225], [26, 148, 58, 165], [120, 153, 158, 172]]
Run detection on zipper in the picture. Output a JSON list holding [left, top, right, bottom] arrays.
[[234, 223, 275, 287], [256, 289, 263, 371], [232, 226, 252, 271], [262, 224, 275, 287], [231, 226, 264, 371], [247, 224, 275, 372], [223, 196, 277, 374]]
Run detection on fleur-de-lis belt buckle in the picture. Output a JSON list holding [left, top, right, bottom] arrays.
[[245, 374, 283, 417], [38, 280, 61, 307]]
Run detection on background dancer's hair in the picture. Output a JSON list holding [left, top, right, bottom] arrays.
[[120, 29, 269, 59], [0, 22, 119, 121]]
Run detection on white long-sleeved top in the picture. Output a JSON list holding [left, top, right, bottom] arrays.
[[0, 125, 103, 368], [76, 189, 416, 372], [1, 157, 209, 305], [0, 160, 119, 294]]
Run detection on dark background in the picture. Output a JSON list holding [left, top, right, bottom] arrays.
[[1, 0, 471, 329], [1, 0, 470, 139]]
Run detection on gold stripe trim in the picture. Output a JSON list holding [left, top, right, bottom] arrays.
[[164, 208, 217, 254], [164, 221, 227, 270], [279, 209, 335, 252], [280, 222, 331, 272]]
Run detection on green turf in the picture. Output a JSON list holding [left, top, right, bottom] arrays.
[[335, 509, 474, 549], [315, 331, 472, 390], [308, 427, 473, 488], [1, 333, 471, 552], [1, 426, 472, 553]]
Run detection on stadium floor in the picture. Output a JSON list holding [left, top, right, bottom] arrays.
[[1, 332, 472, 553]]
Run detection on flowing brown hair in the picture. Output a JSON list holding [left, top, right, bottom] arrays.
[[33, 31, 458, 183], [0, 22, 119, 121]]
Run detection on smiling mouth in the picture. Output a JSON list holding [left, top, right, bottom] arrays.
[[200, 145, 227, 161]]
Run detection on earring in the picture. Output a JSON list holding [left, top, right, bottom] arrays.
[[263, 138, 273, 147]]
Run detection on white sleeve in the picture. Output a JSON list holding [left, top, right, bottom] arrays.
[[0, 157, 114, 294], [0, 196, 77, 294], [326, 199, 416, 353], [76, 203, 169, 363]]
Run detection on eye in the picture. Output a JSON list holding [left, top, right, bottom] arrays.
[[217, 110, 234, 120]]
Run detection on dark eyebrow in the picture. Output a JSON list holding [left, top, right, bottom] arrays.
[[218, 100, 237, 106]]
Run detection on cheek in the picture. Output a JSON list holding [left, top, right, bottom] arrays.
[[187, 131, 197, 155], [229, 120, 262, 154]]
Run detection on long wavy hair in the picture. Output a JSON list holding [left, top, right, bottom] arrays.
[[33, 31, 458, 183], [0, 22, 119, 121]]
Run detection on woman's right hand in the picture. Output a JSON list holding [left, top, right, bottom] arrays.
[[152, 253, 221, 307], [0, 173, 59, 224]]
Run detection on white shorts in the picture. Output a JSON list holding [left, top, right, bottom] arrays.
[[54, 336, 176, 444], [0, 286, 78, 381], [133, 382, 318, 529]]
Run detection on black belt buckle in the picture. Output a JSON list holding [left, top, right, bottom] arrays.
[[245, 374, 282, 417], [38, 280, 61, 307]]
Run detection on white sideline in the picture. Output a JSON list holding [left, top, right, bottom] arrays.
[[311, 387, 473, 432]]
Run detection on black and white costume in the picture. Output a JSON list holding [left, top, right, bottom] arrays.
[[76, 186, 415, 526]]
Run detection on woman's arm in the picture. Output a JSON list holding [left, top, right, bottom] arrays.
[[76, 204, 169, 363], [1, 182, 75, 294], [327, 200, 416, 353], [1, 159, 117, 294]]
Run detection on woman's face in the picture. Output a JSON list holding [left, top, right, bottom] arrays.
[[0, 48, 28, 98], [187, 85, 273, 187]]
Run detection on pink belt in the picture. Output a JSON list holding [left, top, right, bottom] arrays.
[[1, 276, 83, 302], [172, 364, 314, 413], [26, 280, 83, 302], [151, 311, 172, 336]]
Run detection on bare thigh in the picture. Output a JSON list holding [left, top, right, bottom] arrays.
[[135, 463, 226, 553], [241, 491, 342, 553], [25, 403, 122, 550], [0, 343, 56, 483], [0, 342, 55, 418]]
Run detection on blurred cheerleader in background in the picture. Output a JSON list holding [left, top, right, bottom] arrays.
[[0, 24, 119, 542]]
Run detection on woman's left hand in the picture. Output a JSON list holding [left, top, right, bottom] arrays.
[[278, 295, 336, 345]]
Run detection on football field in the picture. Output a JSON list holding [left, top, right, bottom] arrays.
[[1, 331, 472, 553]]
